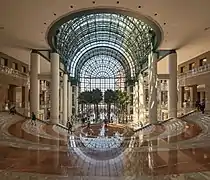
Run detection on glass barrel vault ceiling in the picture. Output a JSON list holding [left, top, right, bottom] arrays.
[[48, 9, 162, 79]]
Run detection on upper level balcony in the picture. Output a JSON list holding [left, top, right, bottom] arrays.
[[0, 64, 28, 80], [178, 63, 210, 80]]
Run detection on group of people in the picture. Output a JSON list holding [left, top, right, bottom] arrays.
[[195, 99, 205, 114]]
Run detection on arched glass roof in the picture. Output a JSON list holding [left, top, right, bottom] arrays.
[[74, 46, 131, 78], [48, 9, 162, 79], [79, 56, 125, 79]]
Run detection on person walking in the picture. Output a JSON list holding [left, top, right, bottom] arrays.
[[31, 112, 36, 126], [67, 120, 73, 134], [195, 100, 200, 111], [9, 105, 16, 115], [200, 99, 205, 114]]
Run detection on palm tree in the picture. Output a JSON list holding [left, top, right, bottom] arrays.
[[115, 90, 130, 123], [78, 91, 92, 114], [104, 89, 116, 121], [91, 88, 103, 120], [78, 91, 86, 112]]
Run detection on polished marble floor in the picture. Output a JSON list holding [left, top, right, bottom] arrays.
[[0, 111, 210, 179]]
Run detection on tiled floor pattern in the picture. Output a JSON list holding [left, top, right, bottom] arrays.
[[0, 171, 210, 180], [0, 111, 210, 179]]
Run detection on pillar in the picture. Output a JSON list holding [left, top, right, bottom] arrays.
[[63, 74, 68, 125], [205, 85, 210, 111], [75, 86, 79, 115], [179, 86, 184, 108], [68, 81, 72, 119], [168, 52, 177, 118], [127, 86, 131, 121], [59, 88, 63, 121], [50, 52, 59, 124], [190, 85, 197, 107], [148, 52, 158, 124], [133, 82, 139, 123], [139, 74, 145, 124], [22, 86, 29, 116], [30, 52, 40, 116], [200, 91, 205, 101]]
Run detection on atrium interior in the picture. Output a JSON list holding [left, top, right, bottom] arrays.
[[1, 1, 210, 179]]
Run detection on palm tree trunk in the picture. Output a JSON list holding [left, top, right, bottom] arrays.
[[81, 103, 84, 113], [96, 103, 99, 120], [108, 103, 111, 122], [94, 104, 96, 120]]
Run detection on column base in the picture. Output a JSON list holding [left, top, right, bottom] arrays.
[[50, 117, 59, 124], [151, 122, 159, 125]]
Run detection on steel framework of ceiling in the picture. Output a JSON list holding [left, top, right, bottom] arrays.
[[48, 9, 162, 81]]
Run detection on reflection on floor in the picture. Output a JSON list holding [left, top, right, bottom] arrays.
[[0, 111, 210, 179]]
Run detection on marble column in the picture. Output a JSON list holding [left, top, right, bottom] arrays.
[[22, 86, 29, 116], [133, 82, 139, 123], [68, 81, 72, 119], [148, 52, 158, 124], [127, 85, 131, 121], [179, 86, 185, 108], [205, 85, 210, 111], [168, 52, 177, 118], [139, 74, 145, 124], [50, 52, 59, 124], [59, 88, 63, 121], [63, 74, 68, 125], [200, 91, 205, 101], [30, 52, 40, 116], [190, 85, 197, 108], [74, 86, 79, 115]]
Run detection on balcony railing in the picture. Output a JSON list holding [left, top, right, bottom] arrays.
[[0, 64, 28, 79], [178, 63, 210, 79]]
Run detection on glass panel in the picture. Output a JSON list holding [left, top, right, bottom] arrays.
[[55, 12, 153, 77]]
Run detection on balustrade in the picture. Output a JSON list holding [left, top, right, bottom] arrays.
[[0, 64, 28, 79], [178, 63, 210, 79]]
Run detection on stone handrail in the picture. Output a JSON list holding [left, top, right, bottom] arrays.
[[129, 107, 196, 132], [178, 63, 210, 79], [0, 64, 28, 79]]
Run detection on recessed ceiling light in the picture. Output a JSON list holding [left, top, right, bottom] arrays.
[[138, 6, 141, 8]]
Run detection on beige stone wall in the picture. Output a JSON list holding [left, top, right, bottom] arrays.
[[0, 52, 29, 73], [0, 84, 8, 111], [178, 51, 210, 74], [178, 51, 210, 111], [157, 56, 169, 74], [0, 52, 29, 110]]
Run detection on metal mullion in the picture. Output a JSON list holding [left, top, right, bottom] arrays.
[[67, 33, 137, 64], [75, 45, 134, 76], [57, 12, 153, 72]]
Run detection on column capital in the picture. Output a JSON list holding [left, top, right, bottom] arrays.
[[31, 49, 39, 54], [50, 49, 58, 54], [168, 49, 177, 54]]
